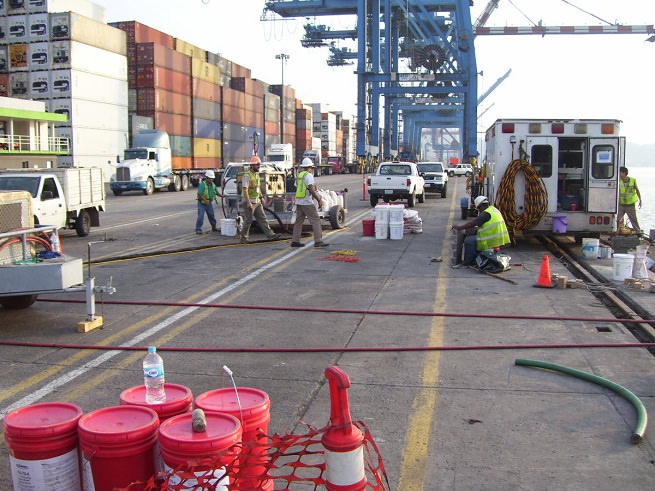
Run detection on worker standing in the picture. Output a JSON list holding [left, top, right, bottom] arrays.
[[451, 196, 510, 268], [195, 170, 222, 234], [618, 166, 642, 235], [240, 156, 280, 244], [290, 158, 329, 248]]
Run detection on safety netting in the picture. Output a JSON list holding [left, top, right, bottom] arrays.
[[119, 421, 390, 490]]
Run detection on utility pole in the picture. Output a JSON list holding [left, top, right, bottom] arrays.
[[275, 53, 289, 144]]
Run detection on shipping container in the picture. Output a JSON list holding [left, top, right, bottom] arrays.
[[193, 137, 221, 158], [174, 38, 206, 60], [29, 70, 49, 99], [50, 12, 125, 55], [230, 62, 251, 79], [222, 139, 248, 163], [9, 44, 28, 70], [9, 72, 28, 98], [0, 17, 6, 46], [28, 41, 49, 71], [46, 0, 107, 23], [50, 68, 128, 106], [192, 78, 221, 102], [191, 58, 221, 85], [170, 135, 191, 157], [28, 12, 49, 42], [139, 111, 191, 137], [128, 88, 137, 111], [51, 98, 129, 131], [0, 46, 7, 73], [193, 118, 221, 139], [136, 87, 190, 115], [7, 15, 27, 43], [222, 123, 246, 142], [27, 0, 48, 14], [50, 41, 127, 80], [231, 77, 265, 97], [0, 73, 9, 97], [264, 120, 279, 138], [265, 104, 279, 124], [172, 156, 192, 169], [136, 65, 190, 94], [193, 157, 220, 169], [54, 125, 126, 161], [129, 113, 153, 136], [109, 20, 174, 49], [136, 42, 190, 73], [192, 98, 221, 121]]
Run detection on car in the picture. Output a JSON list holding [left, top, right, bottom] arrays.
[[416, 161, 448, 198], [448, 163, 474, 177]]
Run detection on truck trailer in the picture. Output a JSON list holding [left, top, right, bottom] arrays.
[[483, 118, 624, 237]]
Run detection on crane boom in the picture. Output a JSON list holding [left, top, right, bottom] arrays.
[[475, 24, 655, 35]]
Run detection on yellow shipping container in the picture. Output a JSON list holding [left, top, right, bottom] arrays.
[[192, 59, 222, 85], [193, 138, 221, 158], [175, 39, 206, 60]]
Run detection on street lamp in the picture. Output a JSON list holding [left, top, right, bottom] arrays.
[[275, 53, 289, 143]]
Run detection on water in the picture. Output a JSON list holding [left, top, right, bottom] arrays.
[[626, 166, 654, 236], [143, 347, 166, 404]]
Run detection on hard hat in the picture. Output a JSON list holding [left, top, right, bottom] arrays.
[[204, 170, 215, 179], [474, 196, 489, 208], [250, 155, 261, 164], [301, 158, 314, 167]]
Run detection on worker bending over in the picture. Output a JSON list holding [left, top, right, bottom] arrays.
[[451, 196, 510, 268]]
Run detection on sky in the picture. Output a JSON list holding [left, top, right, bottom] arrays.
[[91, 1, 655, 146]]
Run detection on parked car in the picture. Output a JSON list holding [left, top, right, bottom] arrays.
[[416, 161, 448, 198], [447, 163, 474, 177]]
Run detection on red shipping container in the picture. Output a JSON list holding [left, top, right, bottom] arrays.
[[193, 157, 221, 169], [140, 111, 192, 137], [136, 65, 191, 95], [136, 43, 191, 73], [137, 88, 191, 116], [110, 21, 175, 49], [264, 120, 279, 137], [192, 79, 221, 102], [0, 74, 8, 97], [222, 87, 245, 109]]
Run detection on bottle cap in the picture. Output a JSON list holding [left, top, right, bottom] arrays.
[[148, 346, 156, 353]]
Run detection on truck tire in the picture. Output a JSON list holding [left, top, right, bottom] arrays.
[[112, 189, 123, 196], [465, 171, 472, 177], [76, 209, 91, 236], [369, 193, 379, 207], [144, 178, 154, 195], [448, 170, 455, 177], [168, 175, 182, 192], [407, 192, 416, 207], [417, 189, 425, 203], [181, 175, 190, 191], [441, 183, 447, 198], [329, 205, 345, 229], [1, 295, 38, 310]]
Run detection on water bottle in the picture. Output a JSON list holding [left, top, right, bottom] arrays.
[[143, 346, 166, 404]]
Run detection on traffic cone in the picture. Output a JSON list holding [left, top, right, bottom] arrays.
[[534, 255, 555, 288]]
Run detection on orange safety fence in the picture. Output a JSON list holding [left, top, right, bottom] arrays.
[[119, 421, 389, 490]]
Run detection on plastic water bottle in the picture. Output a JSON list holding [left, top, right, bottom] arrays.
[[143, 346, 166, 404], [50, 231, 61, 254]]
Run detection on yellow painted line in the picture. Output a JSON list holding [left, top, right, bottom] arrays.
[[398, 191, 457, 489]]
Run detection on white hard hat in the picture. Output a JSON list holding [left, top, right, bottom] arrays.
[[205, 170, 215, 179], [474, 196, 489, 208], [301, 158, 315, 167]]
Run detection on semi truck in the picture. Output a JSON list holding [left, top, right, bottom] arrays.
[[110, 130, 217, 196], [0, 167, 105, 237], [266, 143, 294, 173], [483, 118, 624, 237]]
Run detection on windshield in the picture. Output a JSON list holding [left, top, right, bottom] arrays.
[[268, 155, 285, 162], [417, 164, 443, 173], [0, 176, 40, 197], [124, 149, 148, 160]]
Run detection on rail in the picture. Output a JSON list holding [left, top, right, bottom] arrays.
[[0, 135, 70, 154]]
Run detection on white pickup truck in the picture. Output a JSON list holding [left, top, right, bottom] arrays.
[[0, 168, 105, 236], [367, 161, 425, 207], [416, 161, 448, 198]]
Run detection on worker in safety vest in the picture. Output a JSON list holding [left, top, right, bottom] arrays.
[[195, 170, 223, 234], [240, 155, 280, 243], [290, 158, 329, 248], [451, 196, 510, 268], [618, 166, 642, 234]]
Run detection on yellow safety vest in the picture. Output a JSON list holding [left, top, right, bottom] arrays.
[[619, 177, 638, 205], [476, 205, 510, 251], [296, 171, 310, 198], [244, 170, 260, 199]]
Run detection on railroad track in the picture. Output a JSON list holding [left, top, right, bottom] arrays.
[[541, 235, 655, 352]]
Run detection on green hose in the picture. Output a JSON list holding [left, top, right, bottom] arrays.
[[515, 358, 648, 444]]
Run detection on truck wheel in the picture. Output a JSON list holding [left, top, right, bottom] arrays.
[[369, 193, 379, 207], [465, 171, 472, 177], [329, 205, 345, 229], [1, 295, 38, 310], [144, 178, 154, 195], [407, 192, 416, 207], [112, 189, 123, 196], [417, 190, 425, 203], [76, 210, 91, 237], [448, 171, 455, 177], [181, 175, 190, 191], [441, 184, 447, 198], [168, 175, 182, 192]]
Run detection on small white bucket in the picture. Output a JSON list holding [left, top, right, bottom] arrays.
[[220, 219, 236, 236], [612, 253, 634, 281], [375, 222, 388, 240], [389, 223, 404, 240], [389, 205, 404, 224], [581, 238, 599, 260], [374, 205, 390, 224]]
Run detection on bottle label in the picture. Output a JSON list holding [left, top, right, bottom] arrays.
[[144, 365, 164, 378]]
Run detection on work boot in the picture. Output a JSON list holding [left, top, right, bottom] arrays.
[[314, 242, 329, 248], [268, 233, 281, 240], [290, 242, 305, 248], [240, 237, 250, 244], [212, 226, 219, 232]]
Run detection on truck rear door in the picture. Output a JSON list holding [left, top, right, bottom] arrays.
[[526, 136, 558, 213], [586, 138, 620, 213]]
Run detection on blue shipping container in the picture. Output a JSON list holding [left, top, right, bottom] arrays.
[[194, 118, 221, 139]]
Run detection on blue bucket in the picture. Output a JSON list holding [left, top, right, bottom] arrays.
[[552, 216, 567, 234]]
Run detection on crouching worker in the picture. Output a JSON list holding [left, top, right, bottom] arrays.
[[451, 196, 510, 268]]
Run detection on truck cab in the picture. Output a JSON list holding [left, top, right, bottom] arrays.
[[266, 143, 294, 173]]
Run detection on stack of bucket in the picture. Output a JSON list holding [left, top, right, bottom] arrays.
[[3, 383, 273, 491], [388, 204, 404, 240], [374, 204, 389, 239]]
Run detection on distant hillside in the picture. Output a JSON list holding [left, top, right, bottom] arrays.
[[626, 142, 655, 167]]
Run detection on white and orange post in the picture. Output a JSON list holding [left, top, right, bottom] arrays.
[[321, 366, 367, 491]]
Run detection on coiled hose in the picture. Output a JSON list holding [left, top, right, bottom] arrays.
[[494, 159, 549, 234]]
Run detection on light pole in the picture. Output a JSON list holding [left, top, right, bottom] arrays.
[[275, 53, 289, 143]]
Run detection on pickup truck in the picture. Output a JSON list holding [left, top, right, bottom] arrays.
[[416, 161, 448, 198], [367, 161, 425, 207], [447, 163, 474, 177], [0, 168, 105, 236]]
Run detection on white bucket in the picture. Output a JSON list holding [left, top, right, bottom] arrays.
[[612, 253, 634, 281], [374, 204, 390, 224], [581, 238, 599, 260], [220, 219, 236, 236], [389, 205, 404, 224], [375, 222, 388, 240], [389, 223, 404, 240]]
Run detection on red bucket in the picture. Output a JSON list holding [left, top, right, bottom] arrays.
[[120, 383, 193, 422], [195, 387, 272, 489], [3, 402, 83, 491], [78, 405, 159, 491], [158, 411, 242, 488], [362, 219, 375, 236]]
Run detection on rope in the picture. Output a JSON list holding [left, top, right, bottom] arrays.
[[494, 159, 549, 234]]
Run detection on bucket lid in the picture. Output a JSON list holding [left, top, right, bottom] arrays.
[[159, 412, 242, 453], [195, 388, 270, 419], [120, 383, 193, 416], [78, 406, 159, 443], [3, 402, 82, 438]]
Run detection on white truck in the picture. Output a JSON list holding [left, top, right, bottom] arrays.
[[110, 130, 208, 196], [416, 161, 448, 198], [0, 167, 105, 237], [367, 161, 426, 207], [447, 163, 474, 177], [266, 143, 294, 173]]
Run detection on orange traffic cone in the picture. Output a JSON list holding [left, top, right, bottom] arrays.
[[534, 255, 555, 288]]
